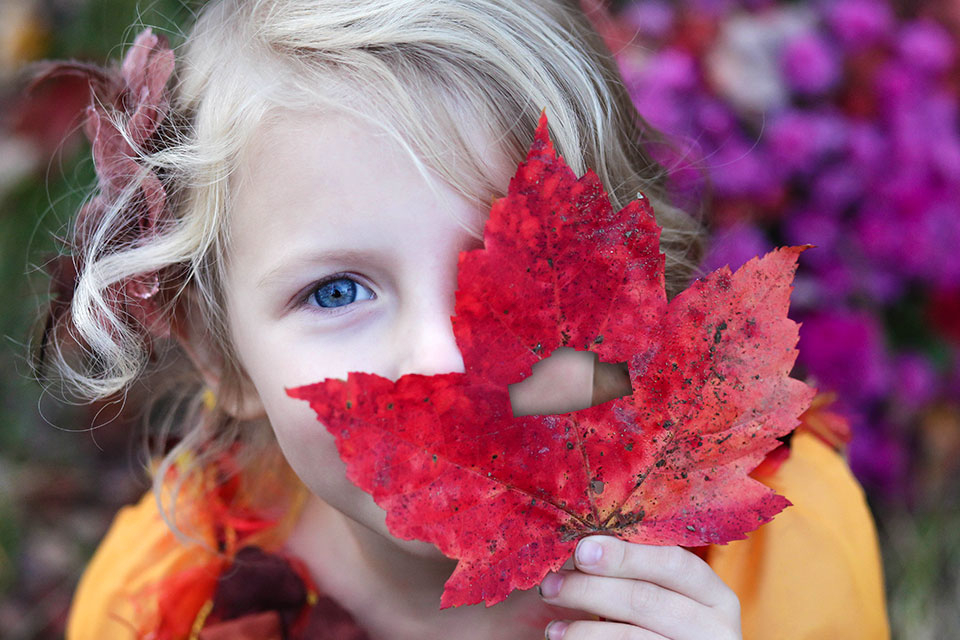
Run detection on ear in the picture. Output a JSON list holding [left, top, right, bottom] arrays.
[[169, 286, 267, 421]]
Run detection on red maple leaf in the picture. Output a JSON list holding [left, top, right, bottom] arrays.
[[287, 112, 815, 608]]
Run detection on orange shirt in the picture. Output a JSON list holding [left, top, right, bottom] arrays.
[[65, 429, 890, 640]]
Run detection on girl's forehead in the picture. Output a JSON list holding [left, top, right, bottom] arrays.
[[225, 107, 489, 267], [234, 108, 452, 211], [242, 96, 514, 188], [230, 102, 512, 226]]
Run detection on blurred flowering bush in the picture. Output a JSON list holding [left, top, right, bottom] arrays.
[[602, 0, 960, 506]]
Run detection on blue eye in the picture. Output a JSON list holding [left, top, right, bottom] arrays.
[[309, 275, 375, 310]]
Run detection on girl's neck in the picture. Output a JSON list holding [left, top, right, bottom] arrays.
[[283, 491, 561, 640]]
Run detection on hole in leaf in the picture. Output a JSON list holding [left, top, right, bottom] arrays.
[[508, 347, 633, 417]]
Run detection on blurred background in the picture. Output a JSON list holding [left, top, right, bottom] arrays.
[[0, 0, 958, 637]]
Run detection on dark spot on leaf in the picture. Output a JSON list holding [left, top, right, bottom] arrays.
[[346, 401, 352, 409], [590, 479, 605, 494], [655, 459, 666, 468], [686, 525, 696, 532], [387, 403, 394, 410], [566, 441, 574, 450], [713, 321, 727, 344]]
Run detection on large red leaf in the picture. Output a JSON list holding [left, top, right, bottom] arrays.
[[287, 112, 815, 608]]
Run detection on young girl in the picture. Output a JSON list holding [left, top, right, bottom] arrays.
[[30, 1, 889, 638]]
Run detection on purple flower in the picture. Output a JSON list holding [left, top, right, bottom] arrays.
[[825, 0, 895, 51], [808, 254, 856, 300], [921, 92, 960, 180], [810, 165, 865, 213], [701, 223, 771, 273], [697, 99, 736, 135], [855, 204, 926, 279], [783, 209, 841, 255], [781, 32, 841, 95], [766, 111, 823, 174], [625, 49, 699, 133], [873, 60, 922, 115], [622, 0, 676, 40], [797, 310, 890, 403], [706, 135, 780, 199], [766, 110, 847, 175], [858, 267, 904, 304], [898, 19, 955, 76], [846, 122, 888, 176], [892, 352, 939, 411], [846, 421, 910, 502], [918, 197, 960, 287], [686, 0, 737, 19], [645, 48, 699, 92]]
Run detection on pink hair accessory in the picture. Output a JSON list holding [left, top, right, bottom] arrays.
[[29, 28, 176, 348]]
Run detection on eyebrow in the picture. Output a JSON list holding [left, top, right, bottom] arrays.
[[256, 248, 388, 289]]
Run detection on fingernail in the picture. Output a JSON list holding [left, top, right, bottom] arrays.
[[545, 620, 569, 639], [539, 572, 563, 598], [576, 538, 603, 565]]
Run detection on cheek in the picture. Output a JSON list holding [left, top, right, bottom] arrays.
[[261, 388, 346, 487]]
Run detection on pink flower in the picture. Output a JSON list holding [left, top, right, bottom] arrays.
[[701, 223, 771, 273], [797, 310, 890, 403], [825, 0, 895, 51], [781, 32, 841, 95], [893, 352, 939, 411], [898, 19, 955, 76], [622, 0, 676, 40], [29, 28, 176, 342]]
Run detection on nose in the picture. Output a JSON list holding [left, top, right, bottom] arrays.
[[390, 297, 466, 380]]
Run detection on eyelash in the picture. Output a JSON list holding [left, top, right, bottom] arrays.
[[301, 272, 375, 314]]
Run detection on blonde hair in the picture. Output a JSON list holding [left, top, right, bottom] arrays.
[[34, 0, 703, 551]]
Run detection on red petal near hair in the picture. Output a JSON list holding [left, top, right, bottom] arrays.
[[287, 111, 815, 607], [123, 28, 175, 146]]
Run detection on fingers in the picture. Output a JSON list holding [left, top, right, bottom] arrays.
[[539, 571, 727, 640], [537, 538, 743, 640], [590, 360, 632, 406], [572, 536, 738, 611], [509, 347, 595, 416], [545, 620, 670, 640]]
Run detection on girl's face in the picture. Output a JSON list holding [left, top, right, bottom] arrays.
[[223, 107, 509, 553]]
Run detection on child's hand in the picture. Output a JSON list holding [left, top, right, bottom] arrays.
[[509, 348, 633, 417], [538, 536, 742, 639]]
